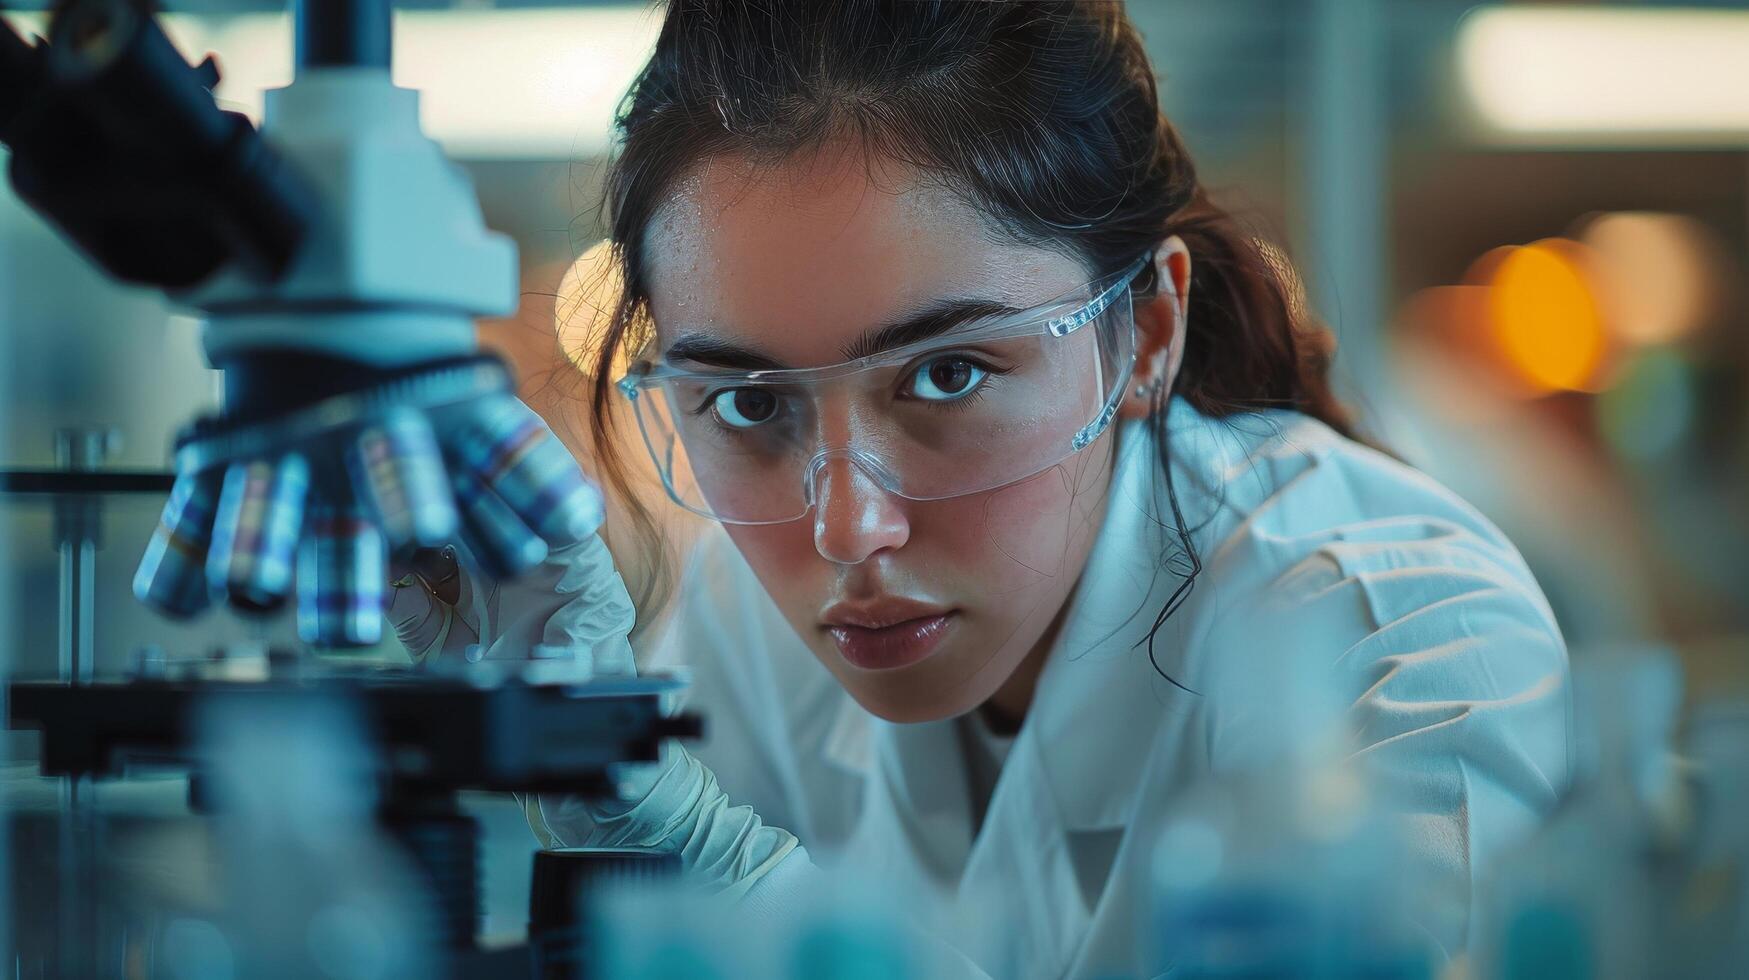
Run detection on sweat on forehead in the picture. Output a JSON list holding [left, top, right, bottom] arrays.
[[639, 146, 1081, 369]]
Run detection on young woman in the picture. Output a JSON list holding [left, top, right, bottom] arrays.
[[389, 2, 1568, 975]]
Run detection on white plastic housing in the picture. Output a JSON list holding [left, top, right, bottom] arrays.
[[191, 67, 517, 366]]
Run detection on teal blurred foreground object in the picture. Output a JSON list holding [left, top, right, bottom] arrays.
[[791, 919, 915, 980], [1501, 901, 1591, 980], [1474, 648, 1685, 980], [1598, 349, 1697, 464]]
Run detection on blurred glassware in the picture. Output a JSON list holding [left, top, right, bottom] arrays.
[[1473, 647, 1686, 980], [194, 690, 436, 979], [1147, 636, 1440, 978]]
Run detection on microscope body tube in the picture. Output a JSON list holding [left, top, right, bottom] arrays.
[[180, 0, 518, 636], [15, 0, 568, 643], [189, 35, 515, 370]]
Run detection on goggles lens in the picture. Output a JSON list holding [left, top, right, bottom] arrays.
[[621, 261, 1142, 525]]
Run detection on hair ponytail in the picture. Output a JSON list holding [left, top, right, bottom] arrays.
[[1169, 187, 1357, 440]]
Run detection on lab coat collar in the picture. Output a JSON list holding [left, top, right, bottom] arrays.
[[1027, 400, 1228, 832]]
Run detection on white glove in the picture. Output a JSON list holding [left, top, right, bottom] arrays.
[[387, 531, 799, 898], [388, 533, 635, 670], [523, 741, 800, 899]]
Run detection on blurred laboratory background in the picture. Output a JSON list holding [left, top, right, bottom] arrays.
[[1, 0, 1746, 971], [11, 0, 1747, 670]]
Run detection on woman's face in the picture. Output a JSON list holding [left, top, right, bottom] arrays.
[[643, 147, 1118, 723]]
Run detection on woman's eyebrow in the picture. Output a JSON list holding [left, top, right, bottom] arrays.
[[839, 298, 1023, 361], [664, 334, 791, 371], [662, 297, 1023, 371]]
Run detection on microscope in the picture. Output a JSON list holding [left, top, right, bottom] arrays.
[[1, 0, 690, 975]]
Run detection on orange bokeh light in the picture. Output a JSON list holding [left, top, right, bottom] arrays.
[[1483, 239, 1609, 394]]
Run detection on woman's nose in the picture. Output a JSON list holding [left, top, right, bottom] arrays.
[[810, 455, 910, 564]]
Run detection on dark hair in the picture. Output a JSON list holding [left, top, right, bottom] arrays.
[[580, 0, 1358, 664]]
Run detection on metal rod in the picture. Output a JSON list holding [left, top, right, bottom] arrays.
[[50, 429, 112, 976], [55, 777, 96, 978], [74, 540, 93, 686], [0, 470, 175, 495], [53, 538, 95, 685], [56, 544, 73, 683], [52, 429, 110, 687]]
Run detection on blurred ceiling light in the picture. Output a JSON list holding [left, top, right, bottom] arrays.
[[398, 9, 657, 158], [1, 8, 659, 158], [1580, 212, 1724, 348], [1484, 240, 1608, 394], [1457, 6, 1749, 145]]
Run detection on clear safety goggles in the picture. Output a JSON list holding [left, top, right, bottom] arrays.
[[617, 256, 1149, 525]]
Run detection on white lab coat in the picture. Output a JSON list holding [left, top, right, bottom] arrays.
[[432, 396, 1569, 977], [634, 397, 1570, 978]]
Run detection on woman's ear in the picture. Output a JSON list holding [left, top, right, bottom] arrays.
[[1119, 236, 1192, 420]]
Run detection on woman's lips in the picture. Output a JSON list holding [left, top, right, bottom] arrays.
[[826, 612, 956, 671]]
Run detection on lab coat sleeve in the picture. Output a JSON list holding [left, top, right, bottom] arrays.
[[1199, 518, 1571, 957]]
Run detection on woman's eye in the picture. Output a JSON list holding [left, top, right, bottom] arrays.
[[711, 388, 779, 429], [907, 357, 988, 402]]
